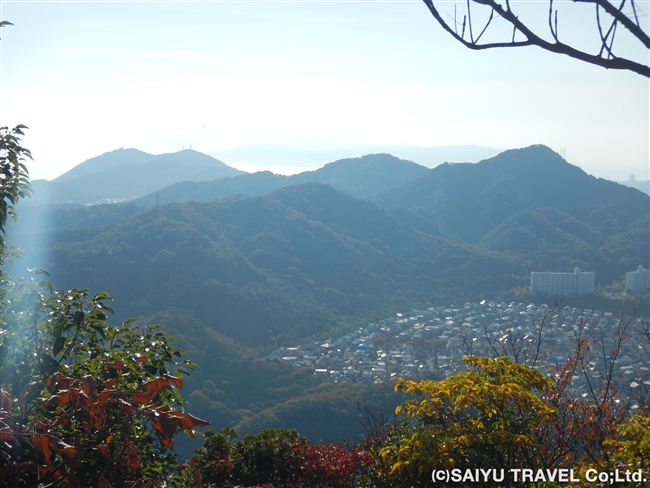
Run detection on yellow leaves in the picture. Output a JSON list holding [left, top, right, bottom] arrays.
[[382, 356, 561, 482]]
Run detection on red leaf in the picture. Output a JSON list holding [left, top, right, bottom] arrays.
[[0, 425, 17, 443], [109, 360, 126, 370], [99, 389, 115, 405], [143, 377, 169, 401], [162, 374, 183, 390], [96, 444, 110, 458], [150, 413, 176, 448], [177, 413, 210, 436], [47, 374, 60, 391], [126, 447, 140, 470], [32, 435, 54, 464], [82, 375, 97, 396], [126, 447, 141, 470], [133, 391, 149, 404], [119, 399, 134, 415], [98, 475, 112, 488]]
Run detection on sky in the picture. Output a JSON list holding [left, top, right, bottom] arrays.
[[1, 0, 648, 181]]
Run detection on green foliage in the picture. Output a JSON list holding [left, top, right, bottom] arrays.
[[180, 427, 366, 488], [0, 125, 32, 267], [0, 277, 208, 486], [0, 125, 208, 487], [379, 356, 557, 486]]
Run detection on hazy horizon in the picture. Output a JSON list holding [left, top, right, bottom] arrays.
[[2, 2, 648, 182]]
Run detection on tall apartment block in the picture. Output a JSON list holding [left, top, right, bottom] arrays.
[[625, 265, 650, 293], [530, 267, 595, 296]]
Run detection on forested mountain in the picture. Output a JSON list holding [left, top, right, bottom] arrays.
[[373, 145, 649, 282], [32, 148, 244, 204], [12, 183, 521, 346], [135, 153, 428, 205], [6, 144, 648, 447]]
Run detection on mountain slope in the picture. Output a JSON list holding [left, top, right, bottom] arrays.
[[136, 153, 428, 205], [55, 148, 156, 182], [369, 145, 649, 282], [288, 153, 428, 199], [373, 145, 649, 243], [21, 183, 522, 345], [43, 148, 245, 203]]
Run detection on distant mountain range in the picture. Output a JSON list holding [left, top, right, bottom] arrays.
[[30, 148, 244, 204], [135, 153, 429, 205], [29, 145, 648, 207], [10, 144, 648, 339], [213, 143, 502, 170]]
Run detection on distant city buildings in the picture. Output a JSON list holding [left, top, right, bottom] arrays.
[[625, 265, 650, 293], [530, 267, 595, 296], [268, 300, 648, 391]]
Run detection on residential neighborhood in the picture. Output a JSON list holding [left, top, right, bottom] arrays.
[[269, 301, 650, 400]]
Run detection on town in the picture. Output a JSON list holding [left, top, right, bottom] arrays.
[[269, 300, 649, 399]]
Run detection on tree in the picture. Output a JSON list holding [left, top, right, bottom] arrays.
[[0, 125, 209, 486], [421, 0, 650, 77], [0, 124, 32, 268], [181, 427, 367, 487], [379, 356, 557, 487]]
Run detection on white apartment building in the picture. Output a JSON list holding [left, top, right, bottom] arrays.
[[530, 267, 595, 296], [625, 265, 650, 293]]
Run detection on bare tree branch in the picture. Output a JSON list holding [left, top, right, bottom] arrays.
[[422, 0, 650, 77]]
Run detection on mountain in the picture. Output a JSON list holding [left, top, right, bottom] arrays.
[[135, 171, 289, 206], [11, 183, 522, 346], [7, 145, 648, 446], [37, 148, 245, 204], [135, 153, 428, 205], [287, 153, 428, 199], [55, 148, 157, 182], [216, 142, 501, 170], [372, 145, 649, 282]]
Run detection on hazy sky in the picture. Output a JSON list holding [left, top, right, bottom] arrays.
[[1, 0, 648, 181]]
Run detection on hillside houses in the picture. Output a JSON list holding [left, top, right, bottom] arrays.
[[268, 301, 649, 396]]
